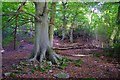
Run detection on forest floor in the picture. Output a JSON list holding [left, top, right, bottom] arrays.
[[2, 37, 120, 79]]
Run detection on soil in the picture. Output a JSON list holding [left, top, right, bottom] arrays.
[[2, 37, 120, 79]]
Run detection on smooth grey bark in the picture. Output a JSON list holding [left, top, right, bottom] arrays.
[[49, 2, 56, 47], [29, 2, 60, 64]]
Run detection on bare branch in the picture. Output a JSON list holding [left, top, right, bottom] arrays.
[[21, 11, 40, 21], [0, 12, 26, 16], [16, 0, 27, 17]]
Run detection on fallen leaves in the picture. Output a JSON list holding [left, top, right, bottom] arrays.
[[2, 37, 120, 78]]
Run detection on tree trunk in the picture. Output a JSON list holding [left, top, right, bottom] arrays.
[[0, 7, 2, 51], [62, 2, 67, 41], [49, 2, 56, 47], [0, 29, 2, 52], [110, 27, 118, 46], [62, 27, 66, 41], [14, 17, 18, 50], [29, 2, 60, 64], [70, 27, 73, 43], [69, 13, 78, 43]]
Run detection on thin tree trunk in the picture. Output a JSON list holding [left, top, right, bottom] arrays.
[[0, 27, 2, 52], [62, 2, 67, 41], [70, 27, 73, 43], [14, 17, 18, 50], [62, 27, 66, 41], [69, 12, 78, 43], [49, 2, 56, 47], [29, 2, 60, 64]]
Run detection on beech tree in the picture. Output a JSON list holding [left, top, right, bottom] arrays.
[[29, 2, 60, 64], [2, 1, 120, 64]]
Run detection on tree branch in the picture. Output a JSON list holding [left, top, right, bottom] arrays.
[[41, 2, 47, 16], [16, 0, 27, 17], [0, 12, 26, 16], [21, 11, 40, 20]]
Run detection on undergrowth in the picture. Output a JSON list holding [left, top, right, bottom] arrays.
[[4, 57, 84, 78]]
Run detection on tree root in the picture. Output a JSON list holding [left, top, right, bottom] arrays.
[[28, 47, 61, 65]]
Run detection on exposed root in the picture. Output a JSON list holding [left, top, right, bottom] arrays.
[[47, 51, 61, 64], [54, 52, 62, 59], [28, 57, 37, 62], [29, 46, 61, 66], [39, 49, 46, 63]]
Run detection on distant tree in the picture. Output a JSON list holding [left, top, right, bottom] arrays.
[[61, 2, 67, 41]]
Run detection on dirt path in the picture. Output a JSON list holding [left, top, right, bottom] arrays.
[[2, 37, 120, 78]]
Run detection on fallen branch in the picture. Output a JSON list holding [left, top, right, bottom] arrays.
[[53, 45, 102, 50], [53, 46, 85, 50]]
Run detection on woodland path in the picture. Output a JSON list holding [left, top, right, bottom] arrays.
[[2, 37, 120, 78]]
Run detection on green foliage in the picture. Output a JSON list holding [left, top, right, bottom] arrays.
[[58, 57, 83, 69], [92, 53, 102, 57], [73, 59, 84, 67], [58, 57, 71, 69], [2, 2, 35, 47], [2, 2, 120, 62], [20, 61, 29, 66], [10, 73, 16, 78], [28, 38, 34, 43], [3, 35, 13, 47], [2, 3, 120, 79], [104, 43, 120, 58], [4, 72, 16, 78], [74, 26, 92, 38], [18, 60, 53, 73], [38, 67, 46, 72], [31, 69, 35, 73], [45, 65, 52, 70]]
